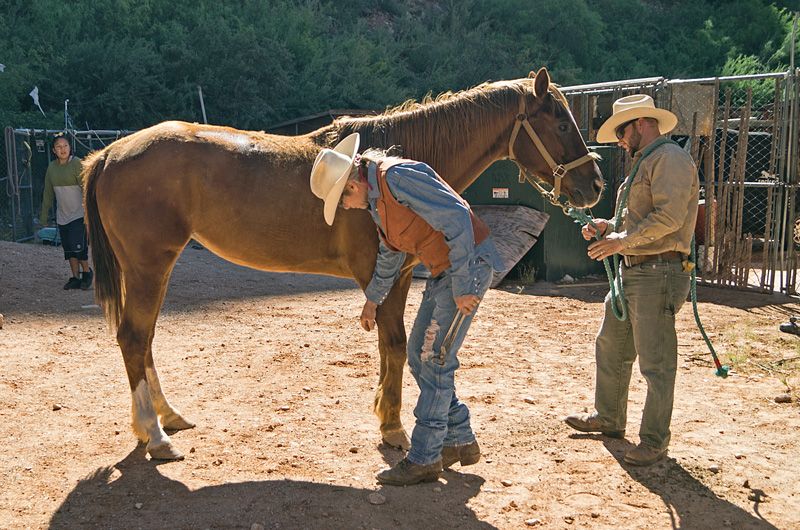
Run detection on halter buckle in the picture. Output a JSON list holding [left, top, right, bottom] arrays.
[[553, 164, 567, 179], [516, 113, 527, 121]]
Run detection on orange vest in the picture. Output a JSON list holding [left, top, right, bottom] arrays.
[[374, 159, 489, 277]]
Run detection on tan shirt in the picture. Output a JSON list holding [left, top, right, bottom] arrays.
[[613, 141, 699, 256]]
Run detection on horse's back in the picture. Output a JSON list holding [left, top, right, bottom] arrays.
[[92, 121, 368, 277]]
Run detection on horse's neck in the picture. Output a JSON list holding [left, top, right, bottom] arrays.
[[400, 112, 512, 194]]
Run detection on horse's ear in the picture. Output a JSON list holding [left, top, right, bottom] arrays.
[[533, 67, 551, 99], [527, 70, 536, 79]]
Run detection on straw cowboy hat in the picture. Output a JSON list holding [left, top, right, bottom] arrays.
[[596, 94, 678, 144], [309, 133, 360, 225]]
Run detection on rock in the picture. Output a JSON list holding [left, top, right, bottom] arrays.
[[748, 492, 766, 502], [709, 464, 720, 473], [501, 479, 513, 487], [0, 313, 4, 329], [303, 387, 311, 392], [279, 405, 290, 411], [591, 512, 599, 518], [52, 404, 62, 411], [774, 394, 792, 404], [743, 479, 750, 488], [134, 503, 143, 509], [189, 447, 196, 453], [523, 397, 535, 404], [564, 515, 575, 524], [524, 519, 541, 526], [349, 447, 359, 454], [734, 453, 744, 459], [250, 524, 265, 530], [433, 487, 442, 493], [368, 492, 386, 505]]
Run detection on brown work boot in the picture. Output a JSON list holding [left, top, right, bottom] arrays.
[[624, 443, 667, 466], [441, 440, 481, 469], [376, 457, 442, 486], [564, 412, 625, 439]]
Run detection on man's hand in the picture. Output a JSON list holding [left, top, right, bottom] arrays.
[[581, 219, 609, 241], [360, 300, 378, 331], [455, 294, 480, 316], [587, 232, 625, 261]]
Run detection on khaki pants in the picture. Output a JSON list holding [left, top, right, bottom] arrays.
[[594, 260, 691, 450]]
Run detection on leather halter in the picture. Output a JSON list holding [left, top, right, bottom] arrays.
[[508, 95, 599, 209]]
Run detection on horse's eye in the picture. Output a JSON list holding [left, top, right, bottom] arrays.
[[558, 123, 569, 133]]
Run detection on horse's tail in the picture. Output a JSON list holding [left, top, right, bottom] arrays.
[[83, 150, 124, 330]]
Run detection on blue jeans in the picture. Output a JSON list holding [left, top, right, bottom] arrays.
[[406, 257, 493, 465]]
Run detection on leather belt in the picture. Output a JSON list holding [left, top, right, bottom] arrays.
[[623, 251, 684, 267]]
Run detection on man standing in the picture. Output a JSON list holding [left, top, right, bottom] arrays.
[[565, 95, 699, 466], [310, 133, 501, 485]]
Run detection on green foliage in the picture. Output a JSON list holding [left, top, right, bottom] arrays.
[[0, 0, 795, 131]]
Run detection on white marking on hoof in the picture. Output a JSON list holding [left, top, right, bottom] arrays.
[[131, 380, 176, 454], [382, 428, 411, 450], [147, 440, 185, 461]]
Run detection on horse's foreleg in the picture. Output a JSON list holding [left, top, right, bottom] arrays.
[[118, 267, 185, 461], [374, 270, 413, 450]]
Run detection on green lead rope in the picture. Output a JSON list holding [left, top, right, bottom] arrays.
[[564, 138, 728, 377]]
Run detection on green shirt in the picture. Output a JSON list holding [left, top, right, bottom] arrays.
[[39, 157, 84, 225]]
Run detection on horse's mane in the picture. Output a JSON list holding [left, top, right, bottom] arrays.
[[329, 78, 563, 165]]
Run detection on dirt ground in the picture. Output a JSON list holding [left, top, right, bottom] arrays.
[[1, 239, 798, 529]]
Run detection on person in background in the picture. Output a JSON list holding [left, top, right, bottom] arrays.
[[564, 95, 699, 466], [39, 133, 92, 290], [310, 133, 501, 486]]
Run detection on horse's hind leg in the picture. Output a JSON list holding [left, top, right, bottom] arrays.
[[118, 258, 187, 460], [146, 359, 195, 431], [374, 270, 413, 450]]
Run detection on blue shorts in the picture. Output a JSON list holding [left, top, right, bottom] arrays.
[[58, 218, 88, 261]]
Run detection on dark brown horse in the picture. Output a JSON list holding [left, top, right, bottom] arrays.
[[83, 68, 603, 460]]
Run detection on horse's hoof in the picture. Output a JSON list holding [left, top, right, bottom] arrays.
[[147, 441, 185, 461], [161, 414, 196, 431], [382, 428, 411, 450]]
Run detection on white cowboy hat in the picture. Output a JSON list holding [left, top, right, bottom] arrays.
[[309, 133, 360, 225], [596, 94, 678, 144]]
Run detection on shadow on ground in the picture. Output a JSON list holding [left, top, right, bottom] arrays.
[[580, 437, 780, 530], [49, 446, 493, 530]]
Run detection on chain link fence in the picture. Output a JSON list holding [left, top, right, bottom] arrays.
[[562, 69, 799, 294], [2, 128, 132, 242]]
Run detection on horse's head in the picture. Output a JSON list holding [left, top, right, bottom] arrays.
[[509, 67, 604, 209]]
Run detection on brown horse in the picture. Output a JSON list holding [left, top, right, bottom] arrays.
[[83, 67, 603, 460]]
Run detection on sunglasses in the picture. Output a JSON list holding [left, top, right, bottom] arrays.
[[615, 119, 636, 140]]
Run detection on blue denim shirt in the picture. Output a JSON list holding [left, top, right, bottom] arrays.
[[363, 161, 501, 305]]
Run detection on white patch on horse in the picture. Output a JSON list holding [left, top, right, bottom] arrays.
[[420, 320, 440, 362], [196, 130, 251, 150], [131, 379, 171, 448]]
